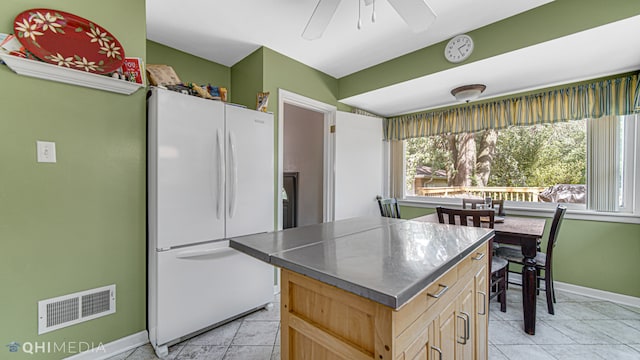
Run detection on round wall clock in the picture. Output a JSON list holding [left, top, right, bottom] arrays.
[[444, 34, 474, 63]]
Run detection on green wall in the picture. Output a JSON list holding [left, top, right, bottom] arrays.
[[339, 0, 640, 99], [399, 206, 640, 298], [230, 47, 346, 114], [262, 47, 344, 114], [230, 47, 265, 109], [0, 1, 147, 359], [147, 40, 230, 92]]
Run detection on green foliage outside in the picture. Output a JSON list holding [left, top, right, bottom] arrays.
[[405, 135, 450, 192], [406, 120, 587, 192]]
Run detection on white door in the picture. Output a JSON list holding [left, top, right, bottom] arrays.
[[153, 89, 226, 249], [225, 105, 275, 238], [334, 111, 384, 220]]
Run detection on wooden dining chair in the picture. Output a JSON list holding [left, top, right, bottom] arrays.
[[462, 198, 486, 209], [491, 199, 505, 216], [435, 207, 508, 312], [495, 205, 567, 314], [376, 196, 401, 219]]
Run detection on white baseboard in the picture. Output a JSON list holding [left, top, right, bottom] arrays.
[[554, 281, 640, 308], [64, 330, 148, 360], [508, 273, 640, 308]]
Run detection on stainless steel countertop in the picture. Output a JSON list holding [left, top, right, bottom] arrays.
[[230, 216, 493, 309]]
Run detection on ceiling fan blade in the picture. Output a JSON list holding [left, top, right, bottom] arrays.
[[387, 0, 437, 33], [302, 0, 342, 40], [364, 0, 374, 5]]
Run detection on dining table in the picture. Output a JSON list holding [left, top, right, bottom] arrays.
[[414, 212, 547, 335]]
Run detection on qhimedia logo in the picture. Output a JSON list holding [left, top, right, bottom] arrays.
[[6, 342, 21, 353]]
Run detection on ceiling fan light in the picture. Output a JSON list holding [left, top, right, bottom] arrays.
[[302, 0, 342, 40], [451, 84, 486, 103]]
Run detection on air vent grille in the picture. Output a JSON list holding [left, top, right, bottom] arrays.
[[38, 285, 116, 334], [82, 290, 111, 317], [46, 298, 79, 327]]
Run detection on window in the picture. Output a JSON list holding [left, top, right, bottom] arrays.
[[403, 114, 638, 216]]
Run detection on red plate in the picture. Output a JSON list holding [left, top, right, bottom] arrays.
[[13, 8, 125, 74]]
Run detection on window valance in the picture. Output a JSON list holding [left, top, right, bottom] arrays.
[[384, 73, 638, 141]]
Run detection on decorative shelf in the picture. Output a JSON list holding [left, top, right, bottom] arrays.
[[0, 53, 145, 95]]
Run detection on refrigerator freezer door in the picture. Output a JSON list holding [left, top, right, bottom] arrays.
[[225, 106, 275, 238], [150, 89, 226, 249], [154, 241, 273, 346]]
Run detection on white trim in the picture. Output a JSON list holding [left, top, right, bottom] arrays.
[[399, 198, 640, 224], [63, 331, 148, 360], [277, 89, 337, 227], [508, 273, 640, 309], [630, 114, 640, 214], [554, 281, 640, 308]]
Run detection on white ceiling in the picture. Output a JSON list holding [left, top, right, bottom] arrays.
[[146, 0, 640, 116]]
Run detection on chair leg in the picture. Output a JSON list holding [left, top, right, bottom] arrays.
[[499, 269, 507, 313], [536, 267, 541, 295], [545, 274, 554, 315], [505, 269, 509, 290], [504, 268, 509, 289]]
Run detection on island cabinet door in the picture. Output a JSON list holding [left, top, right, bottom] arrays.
[[474, 264, 489, 360], [432, 281, 476, 360], [456, 280, 476, 360], [394, 322, 435, 360], [434, 300, 457, 359]]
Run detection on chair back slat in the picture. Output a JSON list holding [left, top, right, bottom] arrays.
[[462, 198, 485, 209], [435, 207, 495, 229], [377, 197, 401, 218], [491, 199, 505, 216]]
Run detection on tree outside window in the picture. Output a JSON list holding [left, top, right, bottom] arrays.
[[405, 120, 587, 203]]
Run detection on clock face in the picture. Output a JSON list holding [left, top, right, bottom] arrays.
[[445, 34, 474, 63]]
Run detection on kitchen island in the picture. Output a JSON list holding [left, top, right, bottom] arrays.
[[230, 217, 493, 360]]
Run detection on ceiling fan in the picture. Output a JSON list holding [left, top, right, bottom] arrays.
[[302, 0, 437, 40]]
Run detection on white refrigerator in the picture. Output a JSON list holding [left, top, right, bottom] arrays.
[[147, 88, 274, 356]]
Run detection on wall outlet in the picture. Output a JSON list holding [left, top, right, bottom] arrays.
[[36, 141, 56, 163]]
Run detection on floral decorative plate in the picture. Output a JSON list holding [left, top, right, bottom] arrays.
[[13, 8, 125, 74]]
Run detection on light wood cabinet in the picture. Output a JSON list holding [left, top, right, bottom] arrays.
[[280, 241, 490, 360], [474, 263, 489, 360]]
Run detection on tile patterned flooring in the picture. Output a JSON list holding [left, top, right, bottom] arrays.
[[108, 286, 640, 360]]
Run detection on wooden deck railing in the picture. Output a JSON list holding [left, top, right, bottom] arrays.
[[416, 186, 547, 202]]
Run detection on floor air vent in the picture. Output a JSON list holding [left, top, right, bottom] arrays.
[[38, 285, 115, 334]]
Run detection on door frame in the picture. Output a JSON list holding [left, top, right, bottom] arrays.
[[278, 89, 337, 230]]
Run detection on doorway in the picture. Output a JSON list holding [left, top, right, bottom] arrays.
[[278, 89, 336, 230], [282, 104, 323, 228]]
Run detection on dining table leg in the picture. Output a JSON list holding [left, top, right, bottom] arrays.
[[521, 238, 538, 335]]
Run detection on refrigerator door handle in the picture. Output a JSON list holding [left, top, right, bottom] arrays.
[[175, 247, 235, 259], [228, 131, 238, 218], [216, 129, 224, 219]]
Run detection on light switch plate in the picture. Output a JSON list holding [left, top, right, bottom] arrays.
[[36, 141, 56, 163]]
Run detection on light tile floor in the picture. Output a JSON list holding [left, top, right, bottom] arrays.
[[108, 287, 640, 360]]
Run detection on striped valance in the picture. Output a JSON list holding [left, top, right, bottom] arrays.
[[384, 73, 638, 141]]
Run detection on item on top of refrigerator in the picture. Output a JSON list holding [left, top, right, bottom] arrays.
[[257, 91, 269, 112], [165, 83, 193, 96], [186, 82, 220, 100], [203, 84, 227, 102], [146, 64, 181, 86], [206, 84, 220, 98], [219, 87, 227, 102]]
